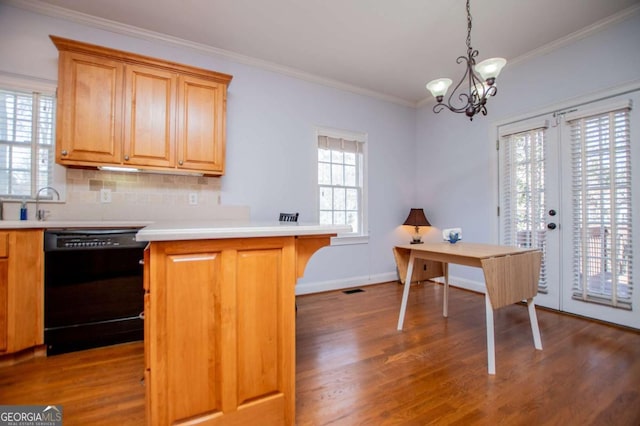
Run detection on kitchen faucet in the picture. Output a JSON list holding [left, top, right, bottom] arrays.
[[36, 186, 60, 221]]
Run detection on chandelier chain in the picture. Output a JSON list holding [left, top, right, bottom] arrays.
[[466, 0, 473, 52]]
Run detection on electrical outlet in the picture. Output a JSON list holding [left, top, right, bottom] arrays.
[[188, 192, 198, 205], [100, 188, 112, 203]]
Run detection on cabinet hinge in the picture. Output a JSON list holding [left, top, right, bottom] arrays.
[[497, 206, 500, 216], [496, 140, 499, 151]]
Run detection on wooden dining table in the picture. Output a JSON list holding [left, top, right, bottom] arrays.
[[395, 241, 543, 374]]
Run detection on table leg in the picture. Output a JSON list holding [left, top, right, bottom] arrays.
[[443, 263, 449, 318], [485, 293, 496, 375], [397, 250, 416, 330], [527, 298, 543, 350]]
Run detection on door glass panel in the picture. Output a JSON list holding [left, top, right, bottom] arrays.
[[500, 128, 548, 293]]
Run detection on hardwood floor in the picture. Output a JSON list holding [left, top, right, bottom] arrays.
[[1, 281, 639, 425], [0, 340, 145, 425]]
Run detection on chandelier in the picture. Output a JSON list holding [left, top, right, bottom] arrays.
[[425, 0, 506, 120]]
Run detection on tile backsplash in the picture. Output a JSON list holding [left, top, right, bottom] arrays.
[[66, 169, 221, 207], [3, 168, 249, 222]]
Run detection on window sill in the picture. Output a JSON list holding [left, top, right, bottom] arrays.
[[330, 234, 369, 246]]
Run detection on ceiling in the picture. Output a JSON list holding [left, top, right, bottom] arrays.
[[21, 0, 640, 106]]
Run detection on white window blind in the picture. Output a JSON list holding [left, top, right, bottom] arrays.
[[568, 106, 633, 309], [318, 134, 364, 234], [500, 123, 549, 293], [0, 88, 55, 198]]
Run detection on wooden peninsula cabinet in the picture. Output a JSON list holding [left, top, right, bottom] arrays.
[[138, 222, 347, 426], [0, 230, 44, 364], [51, 36, 232, 176]]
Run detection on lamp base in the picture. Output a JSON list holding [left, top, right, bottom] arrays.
[[410, 239, 423, 244]]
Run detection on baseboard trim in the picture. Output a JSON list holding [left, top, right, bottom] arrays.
[[296, 272, 486, 295], [0, 344, 46, 367], [432, 275, 486, 294], [296, 272, 398, 295]]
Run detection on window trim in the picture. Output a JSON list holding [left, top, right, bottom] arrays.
[[315, 126, 369, 244]]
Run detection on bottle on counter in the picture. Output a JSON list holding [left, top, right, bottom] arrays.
[[20, 199, 27, 220]]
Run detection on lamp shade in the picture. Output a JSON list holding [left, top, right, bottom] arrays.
[[474, 57, 507, 82], [403, 208, 431, 227], [426, 78, 453, 99]]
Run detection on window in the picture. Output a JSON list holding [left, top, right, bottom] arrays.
[[567, 104, 633, 309], [0, 88, 56, 198], [317, 129, 366, 238]]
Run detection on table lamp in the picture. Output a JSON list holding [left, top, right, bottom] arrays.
[[403, 208, 431, 244]]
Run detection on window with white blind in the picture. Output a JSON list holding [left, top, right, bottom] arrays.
[[0, 88, 56, 198], [567, 104, 633, 309], [317, 129, 366, 237], [499, 121, 549, 293]]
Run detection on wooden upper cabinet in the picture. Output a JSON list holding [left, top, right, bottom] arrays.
[[51, 36, 232, 176], [56, 51, 123, 164], [124, 64, 176, 168], [177, 75, 226, 174]]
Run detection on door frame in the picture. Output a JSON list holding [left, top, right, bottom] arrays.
[[491, 81, 640, 328]]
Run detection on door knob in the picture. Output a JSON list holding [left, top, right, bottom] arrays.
[[547, 223, 557, 230]]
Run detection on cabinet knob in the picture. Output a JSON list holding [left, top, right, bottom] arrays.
[[61, 150, 68, 156], [178, 160, 184, 166], [124, 155, 130, 161]]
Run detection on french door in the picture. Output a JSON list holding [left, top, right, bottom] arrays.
[[498, 90, 639, 329]]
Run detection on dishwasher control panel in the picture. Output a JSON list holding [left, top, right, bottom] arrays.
[[44, 229, 146, 251]]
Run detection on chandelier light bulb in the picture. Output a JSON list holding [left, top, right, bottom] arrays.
[[426, 78, 453, 101]]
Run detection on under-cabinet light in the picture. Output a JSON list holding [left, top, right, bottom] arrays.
[[97, 165, 204, 177], [98, 166, 140, 173]]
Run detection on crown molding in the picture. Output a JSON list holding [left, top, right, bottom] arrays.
[[5, 0, 417, 108], [507, 3, 640, 68], [7, 0, 638, 110], [0, 70, 57, 93]]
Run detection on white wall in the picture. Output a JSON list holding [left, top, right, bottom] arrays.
[[0, 3, 418, 293], [3, 3, 638, 294], [416, 10, 640, 287]]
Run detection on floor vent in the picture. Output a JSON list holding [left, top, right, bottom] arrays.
[[343, 288, 364, 294]]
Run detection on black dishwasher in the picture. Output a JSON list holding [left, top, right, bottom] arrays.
[[44, 229, 147, 355]]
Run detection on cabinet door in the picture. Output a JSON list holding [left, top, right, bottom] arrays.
[[0, 231, 43, 355], [56, 51, 123, 164], [148, 249, 224, 425], [0, 259, 7, 352], [176, 75, 226, 174], [0, 232, 9, 352], [123, 65, 176, 168], [9, 231, 44, 353]]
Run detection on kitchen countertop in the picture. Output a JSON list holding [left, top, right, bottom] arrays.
[[0, 220, 351, 241], [136, 221, 351, 242], [0, 220, 152, 229]]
